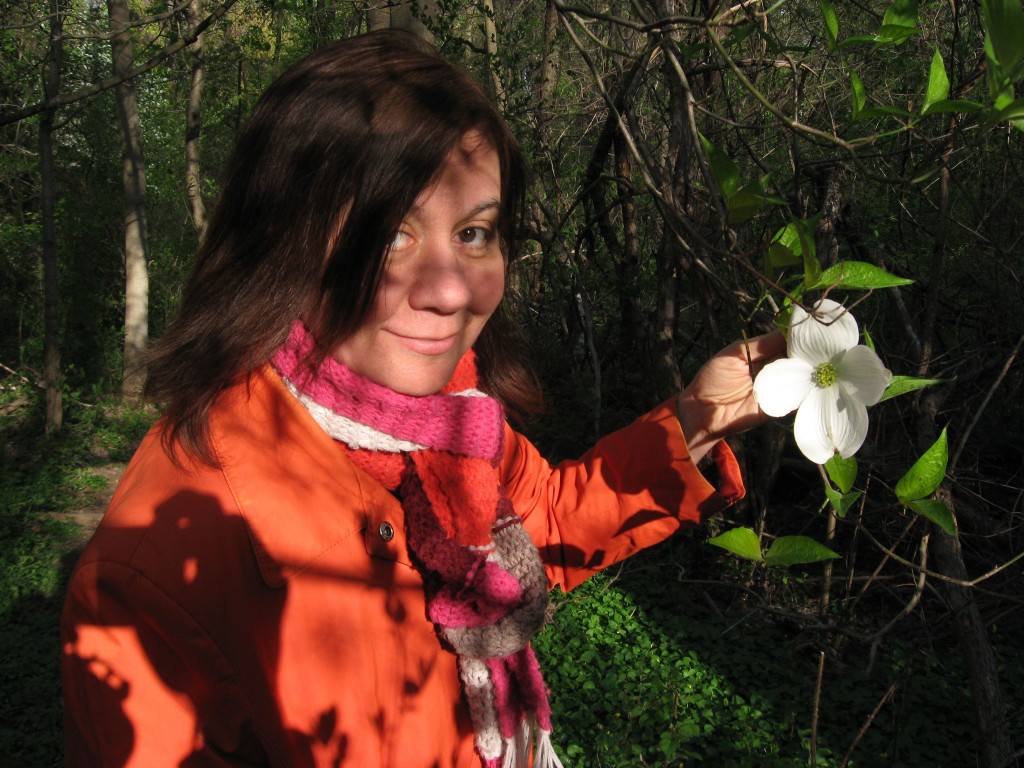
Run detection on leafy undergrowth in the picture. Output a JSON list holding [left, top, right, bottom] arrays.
[[534, 545, 1023, 768], [0, 390, 155, 765]]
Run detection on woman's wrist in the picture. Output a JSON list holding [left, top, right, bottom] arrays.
[[674, 389, 718, 465]]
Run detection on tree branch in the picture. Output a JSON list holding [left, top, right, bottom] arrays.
[[0, 0, 238, 127]]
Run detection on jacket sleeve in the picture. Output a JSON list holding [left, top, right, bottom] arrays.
[[502, 398, 744, 591], [61, 560, 259, 767]]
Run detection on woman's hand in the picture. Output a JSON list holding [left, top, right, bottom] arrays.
[[675, 331, 787, 463]]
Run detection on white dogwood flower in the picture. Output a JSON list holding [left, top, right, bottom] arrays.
[[753, 299, 891, 464]]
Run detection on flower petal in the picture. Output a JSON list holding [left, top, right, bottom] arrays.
[[833, 384, 870, 458], [793, 387, 841, 464], [792, 384, 869, 464], [789, 299, 859, 364], [753, 358, 815, 417], [835, 345, 891, 406]]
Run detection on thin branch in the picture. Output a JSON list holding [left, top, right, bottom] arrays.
[[950, 333, 1024, 474], [839, 682, 897, 768], [857, 520, 1024, 588], [0, 0, 238, 127]]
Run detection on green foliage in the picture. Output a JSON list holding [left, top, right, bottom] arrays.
[[878, 375, 946, 402], [895, 428, 956, 535], [824, 454, 857, 493], [709, 527, 839, 566], [806, 261, 914, 291], [535, 575, 804, 767], [0, 390, 153, 762], [534, 561, 1024, 767]]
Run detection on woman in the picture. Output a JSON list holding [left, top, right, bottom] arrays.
[[61, 30, 784, 768]]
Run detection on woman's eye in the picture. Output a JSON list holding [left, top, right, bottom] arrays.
[[457, 227, 492, 246], [389, 230, 411, 250]]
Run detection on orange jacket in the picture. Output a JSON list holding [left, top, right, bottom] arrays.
[[62, 366, 742, 767]]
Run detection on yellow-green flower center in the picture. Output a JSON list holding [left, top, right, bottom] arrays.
[[813, 362, 839, 388]]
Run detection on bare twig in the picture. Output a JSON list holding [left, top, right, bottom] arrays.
[[839, 682, 898, 768], [809, 651, 825, 767], [867, 533, 929, 673], [950, 333, 1024, 474]]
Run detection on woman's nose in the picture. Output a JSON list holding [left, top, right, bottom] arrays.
[[407, 240, 472, 314]]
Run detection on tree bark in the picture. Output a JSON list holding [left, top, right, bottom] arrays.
[[40, 0, 64, 434], [479, 0, 502, 100], [532, 0, 559, 148], [185, 0, 207, 239], [108, 0, 150, 402], [919, 118, 1015, 767], [928, 492, 1016, 768], [366, 0, 437, 43]]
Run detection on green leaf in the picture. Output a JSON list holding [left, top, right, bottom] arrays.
[[862, 326, 878, 353], [923, 49, 950, 114], [807, 260, 914, 290], [764, 536, 839, 567], [724, 22, 757, 49], [838, 33, 881, 48], [882, 0, 918, 30], [825, 486, 862, 519], [856, 105, 913, 120], [895, 427, 949, 502], [876, 0, 919, 45], [727, 191, 765, 224], [768, 240, 801, 267], [991, 97, 1024, 123], [820, 0, 839, 51], [699, 134, 740, 200], [726, 180, 785, 224], [923, 99, 985, 116], [874, 24, 919, 45], [907, 499, 957, 536], [983, 0, 1024, 78], [825, 454, 857, 493], [850, 70, 867, 118], [879, 375, 945, 402], [707, 527, 763, 561]]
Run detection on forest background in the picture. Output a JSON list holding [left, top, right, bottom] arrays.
[[2, 0, 1023, 766]]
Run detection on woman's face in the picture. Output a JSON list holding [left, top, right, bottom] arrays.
[[333, 131, 505, 395]]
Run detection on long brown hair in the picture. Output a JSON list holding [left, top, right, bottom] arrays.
[[145, 30, 539, 464]]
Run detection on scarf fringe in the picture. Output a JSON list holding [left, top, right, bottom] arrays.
[[500, 717, 531, 768], [534, 727, 566, 768], [500, 719, 565, 768]]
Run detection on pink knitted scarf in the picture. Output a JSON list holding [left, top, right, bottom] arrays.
[[271, 321, 564, 768]]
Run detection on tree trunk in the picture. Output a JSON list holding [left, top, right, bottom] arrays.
[[40, 0, 64, 434], [532, 0, 559, 148], [649, 0, 691, 397], [479, 0, 502, 100], [919, 123, 1015, 768], [185, 0, 207, 239], [366, 0, 436, 43], [929, 493, 1016, 767], [108, 0, 150, 402]]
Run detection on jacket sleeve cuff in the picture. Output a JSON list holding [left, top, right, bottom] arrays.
[[651, 398, 745, 511]]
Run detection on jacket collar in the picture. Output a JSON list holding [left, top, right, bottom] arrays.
[[210, 366, 413, 587]]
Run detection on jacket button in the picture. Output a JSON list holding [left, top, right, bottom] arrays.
[[378, 521, 395, 542]]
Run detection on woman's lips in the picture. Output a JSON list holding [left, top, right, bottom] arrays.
[[392, 332, 458, 356]]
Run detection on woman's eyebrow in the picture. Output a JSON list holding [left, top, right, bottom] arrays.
[[409, 198, 501, 218], [466, 199, 501, 218]]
